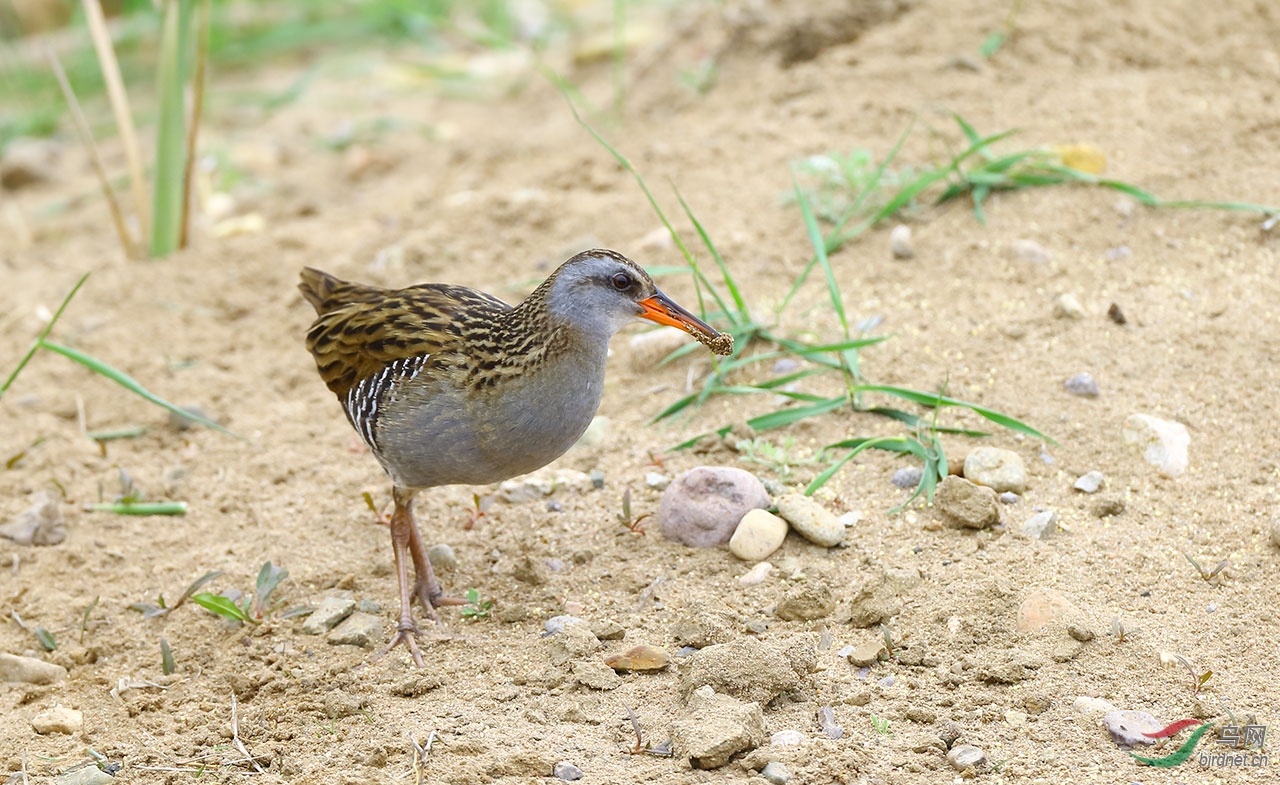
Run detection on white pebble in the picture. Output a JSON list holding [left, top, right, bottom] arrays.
[[729, 509, 788, 561], [1053, 293, 1086, 319], [1073, 471, 1104, 493], [738, 561, 774, 586], [31, 705, 82, 735], [774, 493, 845, 547], [1122, 414, 1190, 477], [770, 729, 805, 747], [890, 224, 914, 259], [645, 472, 670, 490]]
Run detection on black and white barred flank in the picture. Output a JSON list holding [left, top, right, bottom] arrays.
[[344, 355, 429, 449]]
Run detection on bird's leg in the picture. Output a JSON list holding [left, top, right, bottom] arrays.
[[373, 488, 425, 668], [406, 506, 466, 617]]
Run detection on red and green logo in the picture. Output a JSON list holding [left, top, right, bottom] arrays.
[[1129, 719, 1214, 767], [1131, 719, 1270, 768]]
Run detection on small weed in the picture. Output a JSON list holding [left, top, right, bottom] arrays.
[[86, 470, 186, 516], [1183, 553, 1228, 584], [460, 588, 492, 620], [616, 488, 651, 535], [870, 714, 893, 736], [621, 704, 673, 757], [464, 492, 495, 531], [880, 623, 904, 660], [1110, 617, 1141, 643], [1175, 655, 1213, 697], [186, 561, 288, 625], [160, 638, 175, 675], [79, 595, 100, 643], [9, 611, 57, 651], [735, 436, 819, 482]]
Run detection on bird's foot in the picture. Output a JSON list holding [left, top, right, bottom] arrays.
[[413, 579, 466, 621], [374, 619, 426, 668]]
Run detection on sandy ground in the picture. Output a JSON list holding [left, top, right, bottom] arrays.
[[2, 0, 1279, 782]]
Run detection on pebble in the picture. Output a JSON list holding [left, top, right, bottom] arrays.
[[56, 767, 115, 785], [645, 472, 670, 489], [761, 761, 791, 785], [775, 581, 835, 621], [589, 469, 606, 489], [1072, 696, 1117, 715], [549, 622, 600, 665], [1064, 372, 1100, 397], [770, 729, 805, 747], [572, 660, 621, 690], [168, 404, 210, 431], [544, 615, 586, 635], [0, 490, 66, 546], [729, 509, 788, 561], [658, 467, 770, 548], [553, 761, 584, 781], [1016, 589, 1082, 632], [963, 447, 1027, 493], [1091, 495, 1126, 518], [817, 705, 844, 739], [1011, 238, 1049, 263], [1107, 302, 1127, 324], [837, 510, 861, 527], [891, 466, 922, 488], [1021, 510, 1058, 539], [604, 644, 669, 672], [1122, 413, 1190, 477], [671, 686, 765, 769], [327, 612, 383, 647], [934, 475, 1000, 529], [427, 544, 458, 573], [1074, 471, 1105, 493], [738, 561, 774, 586], [1052, 292, 1086, 319], [31, 706, 82, 735], [499, 469, 593, 503], [0, 652, 67, 684], [1005, 710, 1028, 727], [847, 639, 886, 666], [0, 138, 60, 189], [890, 224, 914, 259], [999, 491, 1019, 504], [589, 619, 625, 640], [947, 744, 987, 771], [878, 676, 896, 689], [356, 599, 380, 613], [302, 596, 356, 634], [1103, 710, 1162, 748], [772, 358, 800, 375], [774, 493, 845, 547], [627, 326, 697, 371]]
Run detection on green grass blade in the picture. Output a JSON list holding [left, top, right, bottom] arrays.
[[190, 592, 252, 623], [1, 272, 89, 397], [151, 0, 194, 257], [806, 435, 914, 495], [675, 186, 748, 320], [856, 384, 1054, 443], [87, 501, 188, 515], [747, 395, 847, 431], [38, 340, 243, 439], [793, 180, 850, 339]]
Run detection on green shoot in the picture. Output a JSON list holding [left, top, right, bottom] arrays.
[[80, 596, 100, 643], [616, 488, 651, 534], [870, 714, 893, 736], [191, 592, 255, 624], [35, 626, 58, 651], [128, 569, 223, 618], [1174, 655, 1213, 697], [151, 0, 194, 256], [460, 588, 492, 620], [87, 501, 188, 516], [0, 272, 89, 399], [252, 562, 289, 619], [1110, 617, 1140, 643], [160, 638, 176, 675], [735, 437, 819, 482]]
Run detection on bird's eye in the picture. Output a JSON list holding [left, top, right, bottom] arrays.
[[611, 272, 632, 291]]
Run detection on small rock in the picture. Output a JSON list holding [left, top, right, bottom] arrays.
[[1005, 710, 1028, 727], [1053, 293, 1086, 319], [1072, 696, 1117, 715], [772, 358, 800, 375], [680, 637, 816, 704], [1064, 372, 1100, 397], [0, 652, 67, 684], [0, 491, 66, 546], [1107, 302, 1127, 324], [847, 639, 886, 666], [761, 761, 791, 785], [31, 705, 83, 735], [1114, 197, 1136, 217], [302, 595, 356, 634], [946, 744, 987, 771], [605, 644, 669, 672], [548, 620, 600, 665], [998, 491, 1019, 504], [671, 686, 765, 769], [544, 615, 586, 635], [645, 472, 670, 489], [589, 619, 625, 640], [770, 729, 805, 747], [846, 568, 916, 627], [327, 612, 383, 647], [589, 469, 606, 489], [1011, 238, 1049, 263], [1074, 471, 1104, 493], [774, 493, 845, 547], [1, 138, 60, 190], [1122, 414, 1190, 477], [627, 327, 696, 371], [672, 599, 738, 648], [658, 467, 770, 548], [512, 554, 548, 585], [553, 761, 584, 781], [963, 447, 1027, 493], [892, 466, 922, 488], [1021, 510, 1058, 539], [1091, 495, 1126, 518], [1068, 623, 1095, 642], [934, 475, 1000, 529], [729, 509, 788, 561], [890, 224, 914, 259], [499, 469, 593, 503], [1017, 589, 1083, 632], [775, 581, 835, 621], [739, 561, 774, 586], [572, 660, 622, 690], [817, 705, 843, 739], [168, 404, 210, 431], [357, 599, 380, 613], [427, 544, 458, 573], [878, 676, 896, 688], [56, 767, 115, 785], [1104, 710, 1162, 748]]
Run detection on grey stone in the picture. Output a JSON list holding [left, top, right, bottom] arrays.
[[326, 611, 383, 647], [645, 472, 670, 489], [999, 491, 1020, 504], [31, 705, 82, 734], [846, 639, 886, 666], [0, 491, 66, 546], [934, 475, 1000, 529], [553, 761, 584, 781], [0, 652, 66, 684], [947, 744, 987, 771], [775, 581, 835, 621], [302, 595, 356, 634], [963, 447, 1027, 493], [427, 544, 458, 573], [356, 599, 381, 613], [1064, 372, 1100, 397], [658, 466, 770, 548], [56, 767, 115, 785], [892, 466, 922, 488], [1021, 510, 1058, 539], [817, 705, 843, 739], [775, 493, 844, 547], [761, 761, 791, 785], [1074, 471, 1104, 493], [671, 686, 765, 769], [571, 660, 621, 690], [1104, 710, 1163, 748]]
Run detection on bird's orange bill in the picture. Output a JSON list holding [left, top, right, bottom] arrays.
[[638, 292, 734, 356]]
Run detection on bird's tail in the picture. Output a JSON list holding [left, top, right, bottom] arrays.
[[298, 267, 387, 315]]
